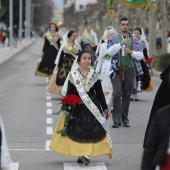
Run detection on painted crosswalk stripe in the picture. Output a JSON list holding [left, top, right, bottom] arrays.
[[46, 127, 53, 135], [45, 140, 51, 150], [46, 109, 52, 114], [64, 162, 107, 170], [47, 102, 52, 107], [46, 118, 53, 124], [46, 96, 51, 100], [12, 163, 19, 170]]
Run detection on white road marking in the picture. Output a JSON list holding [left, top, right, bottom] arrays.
[[64, 162, 107, 170], [46, 96, 52, 100], [46, 127, 53, 135], [46, 118, 53, 124], [11, 163, 19, 170], [46, 109, 52, 114], [46, 102, 52, 107], [9, 149, 49, 151], [45, 140, 51, 150], [45, 82, 53, 151]]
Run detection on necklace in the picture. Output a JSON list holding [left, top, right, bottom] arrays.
[[78, 68, 89, 77], [78, 68, 89, 86]]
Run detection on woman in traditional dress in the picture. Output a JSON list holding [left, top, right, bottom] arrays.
[[131, 28, 153, 101], [80, 25, 98, 65], [96, 28, 117, 110], [95, 26, 114, 58], [37, 23, 60, 78], [47, 30, 81, 95], [50, 50, 112, 165]]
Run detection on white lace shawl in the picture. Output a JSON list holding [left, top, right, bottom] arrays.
[[61, 68, 101, 96]]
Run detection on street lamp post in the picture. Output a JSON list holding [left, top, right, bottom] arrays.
[[19, 0, 22, 42], [27, 0, 31, 38], [31, 3, 41, 31], [9, 0, 13, 48], [25, 0, 31, 38]]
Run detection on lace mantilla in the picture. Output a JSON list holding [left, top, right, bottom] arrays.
[[69, 69, 101, 92], [63, 42, 81, 56]]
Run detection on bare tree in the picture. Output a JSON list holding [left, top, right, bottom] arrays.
[[148, 7, 158, 57], [160, 1, 167, 54]]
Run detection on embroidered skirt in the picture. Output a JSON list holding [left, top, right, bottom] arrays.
[[49, 112, 112, 158], [47, 68, 62, 95]]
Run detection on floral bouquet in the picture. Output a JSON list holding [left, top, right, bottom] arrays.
[[53, 94, 81, 136]]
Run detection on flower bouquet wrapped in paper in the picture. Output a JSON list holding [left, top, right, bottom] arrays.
[[53, 94, 81, 136]]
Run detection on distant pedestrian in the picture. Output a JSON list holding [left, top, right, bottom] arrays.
[[80, 25, 98, 65], [96, 27, 117, 111], [107, 17, 143, 128], [131, 28, 153, 101], [13, 25, 18, 47], [36, 23, 60, 79], [0, 28, 7, 47], [47, 30, 81, 95]]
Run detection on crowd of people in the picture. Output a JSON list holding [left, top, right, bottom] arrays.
[[33, 18, 170, 169]]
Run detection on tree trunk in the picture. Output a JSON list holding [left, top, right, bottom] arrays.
[[148, 8, 158, 57], [160, 1, 167, 54]]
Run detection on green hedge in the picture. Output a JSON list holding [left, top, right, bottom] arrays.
[[153, 53, 170, 71]]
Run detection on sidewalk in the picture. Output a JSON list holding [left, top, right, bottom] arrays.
[[0, 38, 35, 66]]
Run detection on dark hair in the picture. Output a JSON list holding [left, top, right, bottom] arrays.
[[107, 26, 113, 31], [67, 30, 75, 39], [49, 23, 58, 32], [134, 28, 142, 35], [77, 50, 91, 63], [86, 24, 92, 28], [120, 17, 129, 23]]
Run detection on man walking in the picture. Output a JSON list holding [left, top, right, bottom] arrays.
[[107, 17, 143, 128]]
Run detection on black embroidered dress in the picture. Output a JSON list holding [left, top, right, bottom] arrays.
[[50, 69, 112, 158], [38, 32, 60, 76]]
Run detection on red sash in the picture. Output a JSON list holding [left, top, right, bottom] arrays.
[[160, 154, 170, 170]]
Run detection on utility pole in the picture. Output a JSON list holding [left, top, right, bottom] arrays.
[[25, 0, 31, 38], [9, 0, 13, 48], [19, 0, 23, 42], [28, 0, 31, 38], [31, 3, 41, 31]]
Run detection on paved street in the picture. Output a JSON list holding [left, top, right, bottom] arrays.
[[0, 39, 161, 170]]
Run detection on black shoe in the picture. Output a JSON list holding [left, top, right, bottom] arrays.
[[112, 123, 121, 128], [77, 157, 84, 163], [81, 156, 90, 166], [123, 123, 130, 127], [135, 99, 139, 101]]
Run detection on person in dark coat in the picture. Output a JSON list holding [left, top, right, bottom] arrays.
[[143, 65, 170, 148], [141, 105, 170, 170]]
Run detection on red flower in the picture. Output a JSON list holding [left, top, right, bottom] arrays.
[[93, 45, 98, 49], [61, 94, 81, 105], [145, 58, 154, 63]]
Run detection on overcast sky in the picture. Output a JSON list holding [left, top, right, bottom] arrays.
[[53, 0, 64, 9]]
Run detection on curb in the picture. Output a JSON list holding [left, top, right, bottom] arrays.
[[0, 39, 35, 67]]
